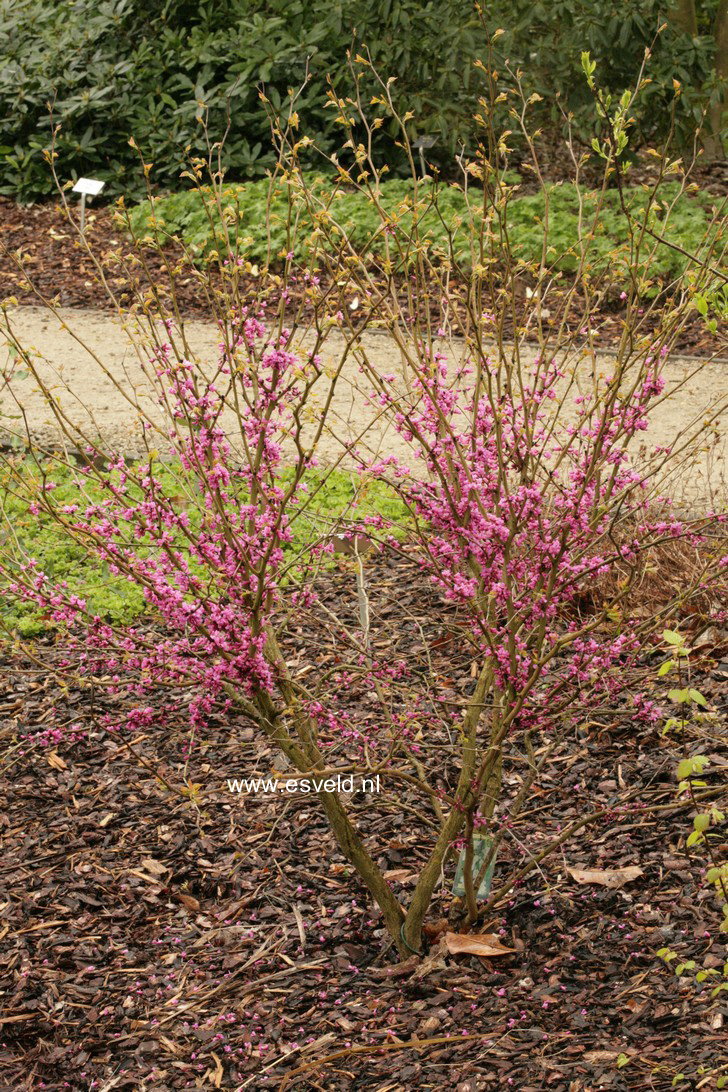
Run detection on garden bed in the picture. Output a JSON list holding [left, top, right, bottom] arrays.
[[1, 547, 727, 1090]]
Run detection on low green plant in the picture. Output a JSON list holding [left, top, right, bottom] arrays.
[[694, 280, 728, 336], [655, 628, 728, 1088], [1, 458, 145, 634], [127, 174, 720, 288]]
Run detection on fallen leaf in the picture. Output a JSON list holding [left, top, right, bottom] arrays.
[[693, 625, 728, 650], [176, 893, 201, 913], [444, 932, 516, 958], [412, 936, 449, 979], [566, 865, 643, 888], [368, 955, 420, 979], [422, 917, 449, 941], [301, 1033, 337, 1053], [292, 903, 306, 949], [209, 1051, 223, 1088], [583, 1050, 620, 1063], [127, 869, 164, 885], [384, 869, 413, 883]]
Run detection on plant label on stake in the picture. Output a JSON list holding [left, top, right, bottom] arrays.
[[453, 833, 497, 900], [72, 177, 105, 234]]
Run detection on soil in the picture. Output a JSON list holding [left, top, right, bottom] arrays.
[[1, 548, 727, 1092], [0, 167, 727, 355]]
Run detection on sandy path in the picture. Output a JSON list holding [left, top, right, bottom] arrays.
[[1, 306, 726, 511]]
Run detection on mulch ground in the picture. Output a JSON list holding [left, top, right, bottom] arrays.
[[1, 186, 727, 359], [1, 547, 728, 1091]]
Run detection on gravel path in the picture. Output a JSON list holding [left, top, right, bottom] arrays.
[[2, 305, 727, 510]]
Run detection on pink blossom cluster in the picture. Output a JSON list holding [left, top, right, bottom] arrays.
[[10, 311, 324, 735], [373, 345, 704, 730]]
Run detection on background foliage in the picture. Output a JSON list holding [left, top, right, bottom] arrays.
[[0, 0, 480, 201], [0, 0, 725, 204], [495, 0, 724, 150]]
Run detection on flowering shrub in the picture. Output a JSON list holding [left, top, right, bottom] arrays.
[[2, 51, 727, 956]]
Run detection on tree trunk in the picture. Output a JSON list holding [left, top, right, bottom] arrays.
[[227, 638, 408, 954], [669, 0, 698, 35], [669, 0, 727, 161], [709, 0, 728, 159], [317, 789, 406, 948]]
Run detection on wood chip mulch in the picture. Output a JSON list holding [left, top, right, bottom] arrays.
[[1, 548, 727, 1090]]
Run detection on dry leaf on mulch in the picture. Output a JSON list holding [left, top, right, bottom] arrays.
[[566, 865, 644, 888], [443, 932, 517, 958]]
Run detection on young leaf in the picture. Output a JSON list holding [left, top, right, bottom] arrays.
[[677, 755, 709, 780]]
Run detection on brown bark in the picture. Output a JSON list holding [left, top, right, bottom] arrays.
[[710, 0, 728, 158], [401, 660, 494, 954], [670, 0, 727, 159], [669, 0, 698, 35], [317, 790, 406, 947]]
